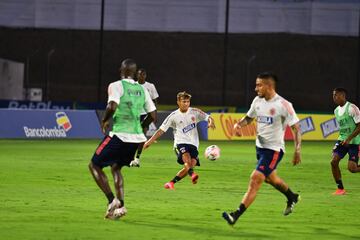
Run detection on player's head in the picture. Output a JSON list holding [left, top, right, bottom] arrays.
[[119, 58, 137, 79], [333, 87, 347, 106], [137, 68, 147, 84], [255, 72, 277, 98], [177, 91, 192, 112]]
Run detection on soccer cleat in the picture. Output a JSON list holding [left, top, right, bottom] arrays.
[[112, 206, 127, 219], [164, 181, 175, 190], [191, 173, 199, 184], [332, 189, 346, 195], [105, 198, 121, 219], [283, 194, 300, 216], [222, 211, 239, 226]]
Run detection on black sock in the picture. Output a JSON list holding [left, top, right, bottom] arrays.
[[284, 188, 297, 202], [188, 168, 194, 176], [233, 203, 247, 218], [171, 176, 182, 183], [106, 192, 115, 204], [120, 199, 124, 207], [336, 179, 344, 189], [136, 150, 142, 159]]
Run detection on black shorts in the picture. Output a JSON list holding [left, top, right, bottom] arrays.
[[332, 140, 360, 163], [175, 144, 200, 166], [91, 135, 139, 168]]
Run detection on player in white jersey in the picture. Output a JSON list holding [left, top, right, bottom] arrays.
[[223, 72, 302, 225], [143, 91, 215, 190], [131, 68, 160, 166]]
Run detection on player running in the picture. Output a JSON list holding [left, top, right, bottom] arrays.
[[143, 91, 215, 190], [88, 59, 156, 220], [331, 88, 360, 195], [222, 72, 302, 225]]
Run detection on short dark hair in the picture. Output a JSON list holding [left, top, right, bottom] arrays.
[[138, 68, 146, 73], [257, 72, 278, 83], [333, 87, 347, 96]]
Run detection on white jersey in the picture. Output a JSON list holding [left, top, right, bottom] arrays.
[[160, 107, 209, 148], [107, 78, 156, 143], [141, 81, 159, 115], [247, 94, 299, 152]]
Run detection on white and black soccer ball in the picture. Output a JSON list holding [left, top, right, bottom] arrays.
[[204, 145, 221, 161]]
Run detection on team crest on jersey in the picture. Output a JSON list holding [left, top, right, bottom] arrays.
[[269, 108, 276, 116], [257, 116, 273, 124], [182, 123, 196, 133]]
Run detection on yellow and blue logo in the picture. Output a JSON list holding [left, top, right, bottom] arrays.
[[55, 112, 72, 132]]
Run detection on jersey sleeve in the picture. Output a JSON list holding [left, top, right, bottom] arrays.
[[246, 97, 257, 118], [193, 108, 209, 122], [107, 82, 122, 104], [281, 100, 299, 126], [160, 113, 174, 132], [149, 83, 159, 100], [143, 86, 156, 113], [349, 104, 360, 124]]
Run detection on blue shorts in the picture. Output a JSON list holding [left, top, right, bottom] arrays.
[[175, 144, 200, 166], [91, 135, 139, 168], [256, 147, 284, 177], [332, 140, 359, 163]]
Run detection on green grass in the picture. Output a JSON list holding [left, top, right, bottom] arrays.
[[0, 139, 359, 240]]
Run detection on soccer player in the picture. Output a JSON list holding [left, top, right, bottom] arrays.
[[132, 68, 159, 166], [331, 88, 360, 195], [222, 72, 302, 225], [88, 59, 156, 220], [143, 91, 215, 190]]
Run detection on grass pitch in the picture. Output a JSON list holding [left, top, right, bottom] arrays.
[[0, 139, 359, 240]]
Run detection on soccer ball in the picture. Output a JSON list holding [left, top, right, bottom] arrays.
[[204, 145, 220, 161]]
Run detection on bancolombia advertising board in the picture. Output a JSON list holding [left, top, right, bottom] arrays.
[[208, 113, 339, 141], [0, 109, 103, 138]]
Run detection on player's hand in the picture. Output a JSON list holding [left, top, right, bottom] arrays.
[[129, 158, 140, 167], [233, 123, 242, 137], [101, 121, 110, 134], [292, 151, 301, 165], [208, 118, 215, 129], [143, 141, 151, 149]]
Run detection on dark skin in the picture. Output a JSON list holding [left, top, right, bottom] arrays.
[[88, 61, 156, 206], [135, 69, 158, 156], [331, 90, 360, 182]]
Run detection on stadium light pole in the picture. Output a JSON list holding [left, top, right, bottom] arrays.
[[97, 0, 105, 102], [46, 48, 56, 101], [221, 0, 230, 106]]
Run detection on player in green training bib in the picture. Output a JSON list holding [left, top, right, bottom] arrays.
[[331, 88, 360, 195], [89, 59, 156, 219]]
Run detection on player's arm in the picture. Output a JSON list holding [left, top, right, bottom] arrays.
[[234, 116, 254, 136], [101, 101, 117, 134], [208, 116, 215, 129], [143, 129, 164, 149], [343, 123, 360, 145], [290, 122, 302, 166]]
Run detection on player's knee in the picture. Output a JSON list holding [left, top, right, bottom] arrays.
[[348, 164, 357, 173], [331, 159, 339, 167]]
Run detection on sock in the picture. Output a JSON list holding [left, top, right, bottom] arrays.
[[120, 199, 124, 207], [188, 168, 194, 176], [233, 203, 247, 219], [106, 192, 115, 204], [284, 188, 297, 202], [336, 179, 344, 189], [136, 150, 142, 159], [171, 176, 182, 183]]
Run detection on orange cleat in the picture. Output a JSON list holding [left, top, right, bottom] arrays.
[[332, 189, 346, 195], [191, 173, 199, 184], [164, 181, 175, 190]]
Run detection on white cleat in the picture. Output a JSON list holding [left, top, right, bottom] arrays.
[[105, 198, 121, 219]]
